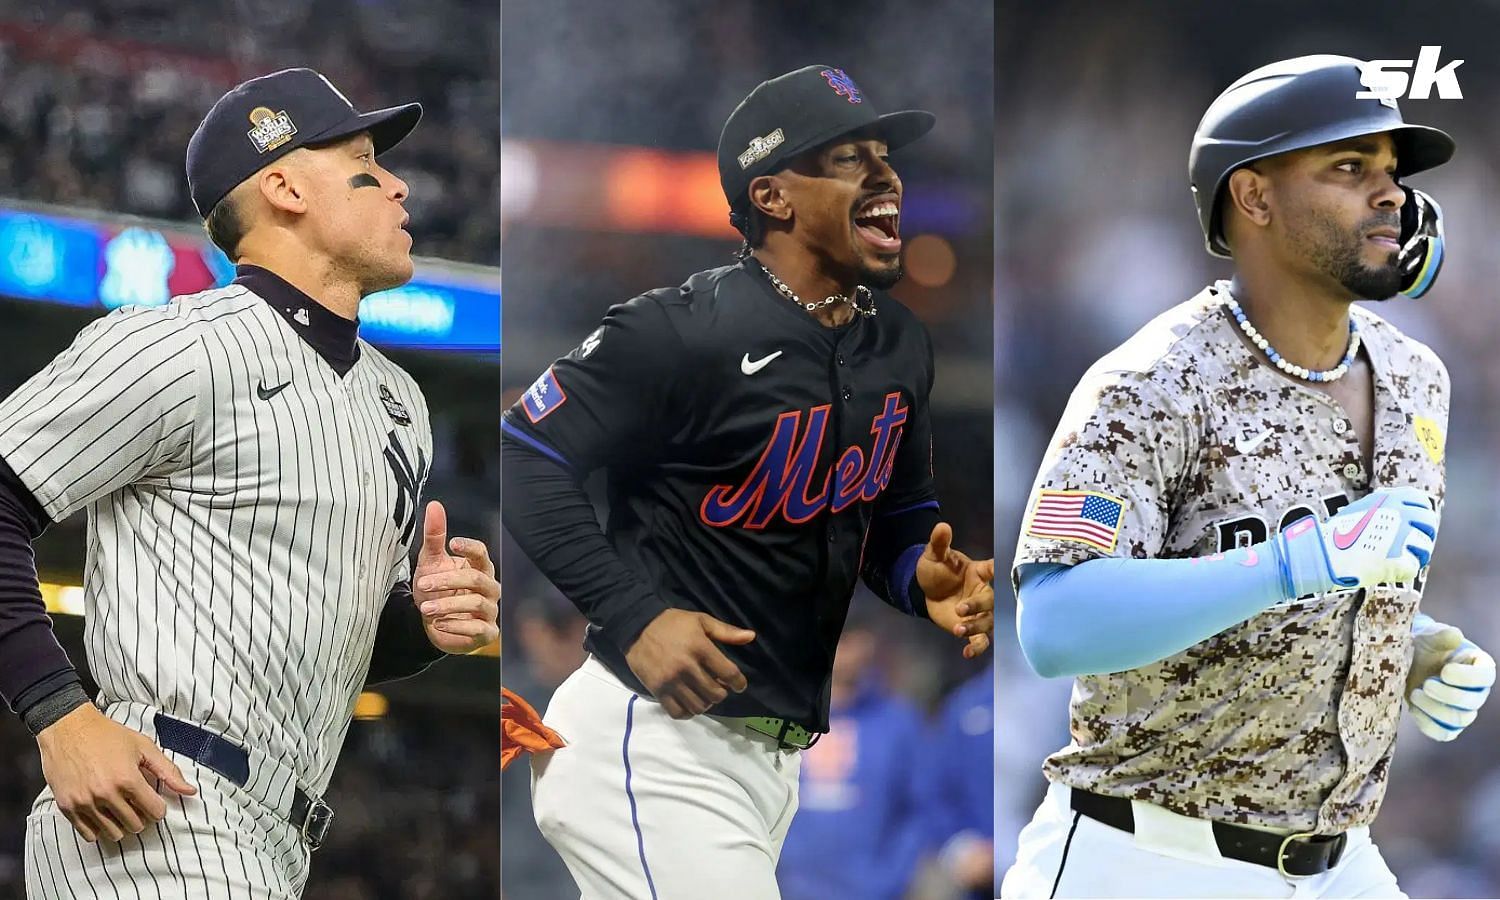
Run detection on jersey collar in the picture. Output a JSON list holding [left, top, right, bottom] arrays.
[[233, 264, 361, 377]]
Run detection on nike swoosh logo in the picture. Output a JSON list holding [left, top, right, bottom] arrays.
[[740, 351, 783, 375], [1235, 429, 1274, 454], [257, 380, 291, 401], [1333, 496, 1386, 550]]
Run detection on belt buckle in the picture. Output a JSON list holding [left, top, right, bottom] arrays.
[[302, 798, 335, 851], [1276, 831, 1317, 879], [774, 720, 813, 751], [744, 717, 812, 750], [774, 719, 799, 750]]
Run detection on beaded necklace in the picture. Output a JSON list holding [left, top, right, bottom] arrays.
[[1224, 293, 1359, 383]]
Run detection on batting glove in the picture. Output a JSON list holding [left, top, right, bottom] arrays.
[[1408, 614, 1463, 698], [1273, 486, 1437, 598], [1409, 631, 1495, 742]]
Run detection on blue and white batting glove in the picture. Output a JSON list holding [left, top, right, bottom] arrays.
[[1409, 636, 1495, 742], [1273, 486, 1437, 598]]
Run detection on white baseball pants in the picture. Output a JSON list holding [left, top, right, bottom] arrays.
[[531, 655, 802, 899], [1002, 781, 1405, 899]]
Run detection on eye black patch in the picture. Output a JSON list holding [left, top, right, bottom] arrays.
[[347, 173, 381, 190]]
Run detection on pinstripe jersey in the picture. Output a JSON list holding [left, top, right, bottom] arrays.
[[0, 279, 432, 799]]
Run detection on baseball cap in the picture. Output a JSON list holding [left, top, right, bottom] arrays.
[[717, 65, 935, 219], [186, 68, 423, 217]]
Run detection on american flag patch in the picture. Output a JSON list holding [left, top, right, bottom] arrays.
[[521, 366, 568, 423], [1026, 490, 1125, 552]]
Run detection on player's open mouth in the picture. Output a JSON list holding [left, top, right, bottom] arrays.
[[854, 198, 901, 253]]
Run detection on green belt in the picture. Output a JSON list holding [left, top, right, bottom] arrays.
[[738, 716, 819, 750]]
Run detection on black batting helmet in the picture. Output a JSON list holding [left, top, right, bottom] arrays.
[[1189, 54, 1454, 259]]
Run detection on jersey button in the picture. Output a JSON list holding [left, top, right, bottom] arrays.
[[1343, 462, 1362, 480], [1332, 418, 1350, 436], [840, 386, 853, 401], [836, 355, 846, 366]]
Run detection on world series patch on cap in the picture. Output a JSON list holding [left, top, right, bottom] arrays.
[[246, 107, 298, 154]]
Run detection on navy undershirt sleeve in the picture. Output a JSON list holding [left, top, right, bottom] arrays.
[[365, 581, 446, 684], [861, 502, 941, 617], [0, 454, 87, 732], [501, 426, 670, 650]]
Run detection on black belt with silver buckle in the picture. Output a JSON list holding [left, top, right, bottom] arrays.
[[153, 714, 335, 851], [1069, 789, 1347, 878]]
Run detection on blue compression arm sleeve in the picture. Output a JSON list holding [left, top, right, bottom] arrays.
[[1016, 546, 1293, 678]]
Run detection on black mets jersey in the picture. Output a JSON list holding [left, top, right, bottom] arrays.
[[502, 258, 940, 730]]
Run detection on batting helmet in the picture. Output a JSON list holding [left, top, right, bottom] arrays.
[[1189, 55, 1454, 261]]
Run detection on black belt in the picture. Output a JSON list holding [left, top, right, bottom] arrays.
[[154, 714, 335, 851], [1070, 789, 1347, 878]]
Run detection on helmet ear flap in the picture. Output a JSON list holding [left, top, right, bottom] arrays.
[[1398, 186, 1444, 299]]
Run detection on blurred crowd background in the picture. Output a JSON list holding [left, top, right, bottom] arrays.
[[996, 1, 1500, 896], [501, 0, 995, 897], [0, 1, 500, 897], [0, 0, 499, 265]]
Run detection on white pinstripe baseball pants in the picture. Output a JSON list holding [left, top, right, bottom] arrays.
[[23, 703, 311, 899]]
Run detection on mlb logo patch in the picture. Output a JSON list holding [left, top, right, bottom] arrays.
[[522, 366, 568, 423]]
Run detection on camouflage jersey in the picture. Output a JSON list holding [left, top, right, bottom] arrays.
[[1013, 281, 1449, 833]]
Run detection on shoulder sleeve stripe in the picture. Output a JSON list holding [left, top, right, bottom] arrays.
[[501, 418, 571, 470]]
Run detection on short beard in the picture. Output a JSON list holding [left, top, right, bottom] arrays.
[[1301, 208, 1401, 301], [860, 258, 904, 291]]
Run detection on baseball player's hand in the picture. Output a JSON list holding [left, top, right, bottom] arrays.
[[1407, 621, 1495, 742], [414, 500, 501, 654], [1275, 486, 1437, 597], [625, 609, 755, 719], [917, 522, 995, 659], [36, 704, 196, 843]]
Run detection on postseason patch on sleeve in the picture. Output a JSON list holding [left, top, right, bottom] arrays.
[[521, 366, 568, 424], [1025, 489, 1126, 552]]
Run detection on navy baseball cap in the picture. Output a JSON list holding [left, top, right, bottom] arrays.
[[186, 68, 422, 217], [717, 65, 935, 216]]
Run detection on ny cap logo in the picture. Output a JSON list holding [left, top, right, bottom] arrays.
[[821, 68, 862, 104], [312, 71, 355, 110], [738, 128, 785, 170], [247, 106, 297, 153]]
